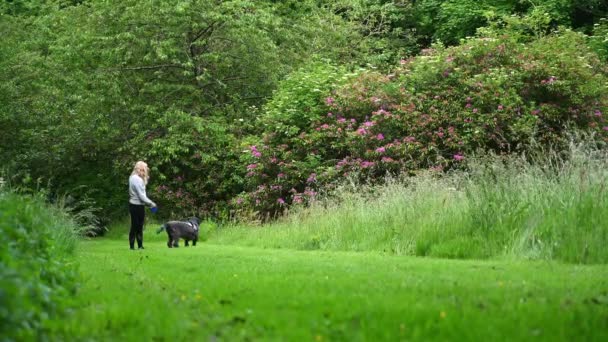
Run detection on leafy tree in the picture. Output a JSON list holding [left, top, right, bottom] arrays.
[[413, 0, 608, 47], [589, 18, 608, 61], [1, 0, 398, 222], [324, 0, 419, 65]]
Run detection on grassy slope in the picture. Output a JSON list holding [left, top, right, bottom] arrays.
[[61, 231, 608, 341]]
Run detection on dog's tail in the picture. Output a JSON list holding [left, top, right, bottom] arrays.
[[156, 224, 167, 234]]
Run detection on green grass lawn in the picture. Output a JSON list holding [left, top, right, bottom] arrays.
[[59, 231, 608, 341]]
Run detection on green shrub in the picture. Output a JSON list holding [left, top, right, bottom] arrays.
[[0, 191, 80, 340], [259, 61, 352, 140]]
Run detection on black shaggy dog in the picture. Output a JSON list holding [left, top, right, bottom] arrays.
[[156, 217, 201, 248]]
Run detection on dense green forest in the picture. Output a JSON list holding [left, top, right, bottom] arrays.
[[1, 0, 607, 229]]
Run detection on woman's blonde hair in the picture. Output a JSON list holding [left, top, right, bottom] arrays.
[[131, 161, 150, 184]]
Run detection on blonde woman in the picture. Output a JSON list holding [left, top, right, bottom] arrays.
[[128, 161, 156, 250]]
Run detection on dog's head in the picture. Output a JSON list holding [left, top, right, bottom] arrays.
[[188, 217, 201, 226]]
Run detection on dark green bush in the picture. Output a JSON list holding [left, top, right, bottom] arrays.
[[0, 191, 79, 341], [133, 110, 245, 219]]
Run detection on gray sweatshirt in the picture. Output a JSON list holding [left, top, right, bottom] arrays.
[[129, 174, 155, 206]]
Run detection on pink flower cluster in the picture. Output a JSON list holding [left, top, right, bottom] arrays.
[[307, 173, 317, 183], [453, 154, 465, 161], [541, 76, 557, 85], [250, 145, 262, 158]]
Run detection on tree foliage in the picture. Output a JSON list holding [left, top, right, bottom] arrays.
[[413, 0, 608, 46]]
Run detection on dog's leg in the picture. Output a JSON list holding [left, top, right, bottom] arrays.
[[185, 240, 189, 247], [173, 239, 179, 248], [193, 238, 197, 246], [167, 233, 174, 248]]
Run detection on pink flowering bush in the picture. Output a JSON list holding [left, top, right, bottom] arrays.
[[235, 29, 608, 218]]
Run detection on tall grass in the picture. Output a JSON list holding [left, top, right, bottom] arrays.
[[0, 190, 87, 254], [212, 141, 608, 263]]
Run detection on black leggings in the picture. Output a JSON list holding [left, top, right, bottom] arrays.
[[129, 204, 145, 248]]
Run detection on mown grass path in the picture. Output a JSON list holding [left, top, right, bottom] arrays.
[[63, 239, 608, 341]]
